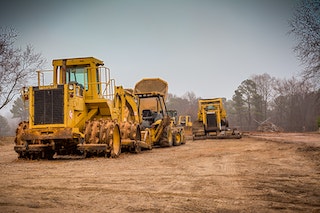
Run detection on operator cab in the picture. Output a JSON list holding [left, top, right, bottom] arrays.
[[66, 67, 86, 89], [48, 57, 113, 100], [141, 109, 164, 128], [138, 94, 166, 129]]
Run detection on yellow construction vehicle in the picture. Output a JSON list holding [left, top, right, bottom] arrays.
[[192, 98, 241, 140], [167, 109, 187, 145], [134, 78, 185, 147], [178, 115, 193, 139], [14, 57, 148, 159], [178, 115, 192, 127]]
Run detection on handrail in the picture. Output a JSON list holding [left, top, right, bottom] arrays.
[[35, 67, 115, 100]]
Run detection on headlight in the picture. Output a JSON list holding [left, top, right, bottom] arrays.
[[21, 87, 29, 101], [68, 84, 74, 90]]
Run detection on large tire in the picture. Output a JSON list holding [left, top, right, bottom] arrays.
[[110, 124, 121, 158], [173, 131, 182, 146], [87, 120, 121, 158], [181, 129, 186, 145], [15, 121, 29, 145], [159, 126, 173, 147]]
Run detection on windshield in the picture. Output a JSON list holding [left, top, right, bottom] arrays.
[[66, 66, 88, 90]]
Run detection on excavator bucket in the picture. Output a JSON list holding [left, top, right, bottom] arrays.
[[134, 78, 168, 100]]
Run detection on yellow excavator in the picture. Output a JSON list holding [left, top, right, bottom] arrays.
[[14, 57, 149, 159], [192, 98, 241, 140]]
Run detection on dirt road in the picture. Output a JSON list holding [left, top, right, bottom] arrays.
[[0, 133, 319, 212]]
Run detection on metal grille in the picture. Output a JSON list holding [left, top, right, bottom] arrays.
[[206, 113, 217, 132], [34, 85, 64, 124]]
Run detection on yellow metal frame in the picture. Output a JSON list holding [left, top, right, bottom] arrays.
[[24, 57, 143, 142], [197, 98, 227, 131]]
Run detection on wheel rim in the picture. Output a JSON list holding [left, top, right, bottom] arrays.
[[175, 132, 181, 145], [112, 124, 121, 156], [167, 127, 173, 146]]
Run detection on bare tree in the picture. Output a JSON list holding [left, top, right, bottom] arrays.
[[182, 91, 199, 120], [0, 28, 44, 110], [251, 73, 276, 121], [167, 91, 199, 121], [272, 77, 319, 131], [289, 0, 320, 85]]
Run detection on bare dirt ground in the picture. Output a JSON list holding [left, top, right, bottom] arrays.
[[0, 132, 319, 213]]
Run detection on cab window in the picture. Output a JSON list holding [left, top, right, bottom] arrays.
[[66, 66, 88, 90]]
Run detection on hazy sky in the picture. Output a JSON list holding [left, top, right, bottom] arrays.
[[0, 0, 301, 100]]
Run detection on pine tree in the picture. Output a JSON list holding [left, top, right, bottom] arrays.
[[0, 115, 11, 136], [10, 97, 28, 121]]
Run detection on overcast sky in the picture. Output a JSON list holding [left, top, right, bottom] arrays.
[[1, 0, 302, 100]]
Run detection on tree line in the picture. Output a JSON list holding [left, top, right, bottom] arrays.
[[167, 0, 320, 133], [166, 73, 320, 132], [2, 73, 319, 136], [230, 74, 320, 131]]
